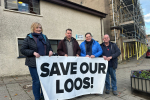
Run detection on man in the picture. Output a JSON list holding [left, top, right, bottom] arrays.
[[57, 29, 81, 56], [80, 32, 103, 58], [100, 34, 121, 95]]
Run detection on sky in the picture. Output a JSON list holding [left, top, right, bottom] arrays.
[[139, 0, 150, 35]]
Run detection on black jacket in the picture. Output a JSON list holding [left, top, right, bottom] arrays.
[[100, 42, 121, 69], [20, 33, 53, 67]]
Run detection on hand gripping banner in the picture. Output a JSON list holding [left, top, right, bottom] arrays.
[[36, 56, 108, 100]]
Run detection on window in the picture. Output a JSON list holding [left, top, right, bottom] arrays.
[[17, 39, 60, 58], [18, 38, 25, 58], [5, 0, 40, 14], [49, 40, 61, 56]]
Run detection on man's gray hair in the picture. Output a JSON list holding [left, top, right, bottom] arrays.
[[103, 34, 110, 39]]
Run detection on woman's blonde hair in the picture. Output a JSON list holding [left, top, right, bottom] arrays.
[[31, 22, 43, 33]]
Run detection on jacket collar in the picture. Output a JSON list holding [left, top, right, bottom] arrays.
[[27, 33, 47, 42], [84, 39, 95, 44], [64, 37, 75, 41], [101, 41, 112, 46]]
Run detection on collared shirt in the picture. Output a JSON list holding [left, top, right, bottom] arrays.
[[65, 38, 74, 56]]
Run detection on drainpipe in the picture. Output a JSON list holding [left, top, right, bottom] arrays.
[[112, 0, 116, 43]]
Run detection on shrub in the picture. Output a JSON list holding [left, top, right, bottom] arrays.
[[132, 70, 150, 79]]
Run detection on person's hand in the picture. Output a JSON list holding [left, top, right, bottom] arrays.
[[109, 56, 112, 59], [33, 52, 40, 58], [64, 54, 68, 57], [90, 55, 95, 58], [76, 54, 79, 57], [49, 51, 53, 57], [103, 56, 107, 60], [106, 56, 112, 61], [85, 55, 90, 57]]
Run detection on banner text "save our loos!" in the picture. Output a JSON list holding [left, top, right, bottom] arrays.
[[40, 62, 106, 93]]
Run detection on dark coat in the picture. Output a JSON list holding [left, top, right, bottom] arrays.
[[20, 33, 53, 67], [57, 37, 81, 56], [100, 42, 121, 69]]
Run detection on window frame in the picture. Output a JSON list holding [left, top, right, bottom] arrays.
[[17, 38, 26, 58], [49, 39, 61, 56], [5, 0, 40, 15], [17, 38, 61, 58]]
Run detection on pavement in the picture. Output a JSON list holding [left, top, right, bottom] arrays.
[[0, 55, 150, 100]]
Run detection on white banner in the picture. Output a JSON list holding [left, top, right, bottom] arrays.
[[36, 56, 108, 100]]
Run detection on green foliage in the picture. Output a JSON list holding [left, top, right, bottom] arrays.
[[132, 70, 150, 79]]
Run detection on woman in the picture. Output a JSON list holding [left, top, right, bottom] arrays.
[[20, 22, 53, 100], [80, 32, 103, 57]]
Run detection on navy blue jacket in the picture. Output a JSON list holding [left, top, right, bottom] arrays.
[[100, 42, 121, 69], [20, 33, 53, 67], [80, 39, 103, 57]]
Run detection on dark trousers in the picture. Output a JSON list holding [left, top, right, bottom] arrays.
[[28, 66, 43, 100], [105, 67, 117, 91]]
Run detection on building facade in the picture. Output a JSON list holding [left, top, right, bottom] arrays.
[[146, 35, 150, 47], [68, 0, 147, 61], [0, 0, 107, 76]]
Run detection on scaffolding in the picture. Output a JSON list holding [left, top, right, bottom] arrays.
[[110, 0, 147, 60]]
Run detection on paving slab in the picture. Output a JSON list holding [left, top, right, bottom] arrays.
[[11, 94, 31, 100], [99, 93, 112, 99], [0, 95, 11, 100], [116, 92, 127, 98], [13, 76, 28, 81], [106, 96, 124, 100], [0, 85, 7, 91], [9, 89, 27, 97], [3, 77, 16, 84], [25, 76, 32, 81], [6, 83, 23, 91], [29, 95, 34, 100], [120, 95, 141, 100], [13, 76, 29, 83], [25, 90, 33, 96], [19, 81, 32, 88], [0, 90, 10, 98], [90, 96, 105, 100], [0, 77, 4, 85]]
